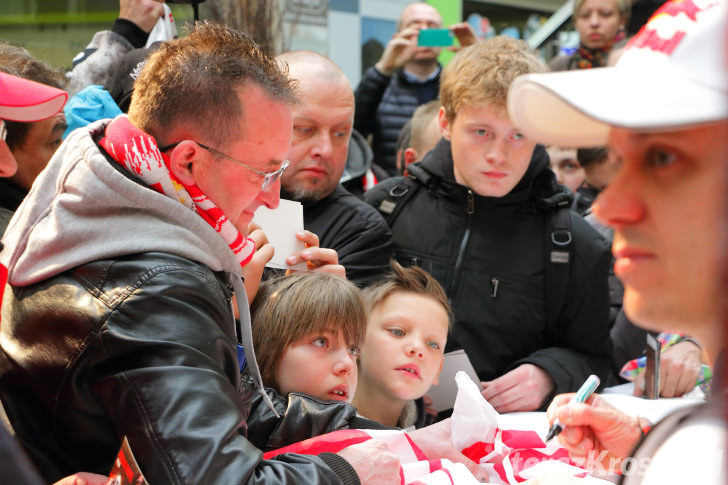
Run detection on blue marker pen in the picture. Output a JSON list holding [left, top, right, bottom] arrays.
[[545, 374, 600, 442]]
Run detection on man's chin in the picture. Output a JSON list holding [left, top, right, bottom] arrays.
[[284, 185, 332, 204]]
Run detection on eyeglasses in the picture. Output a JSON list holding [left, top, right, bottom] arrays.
[[1, 120, 7, 142], [160, 141, 290, 192]]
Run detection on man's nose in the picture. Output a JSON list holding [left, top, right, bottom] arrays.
[[592, 169, 646, 228], [310, 132, 333, 160], [259, 178, 281, 209]]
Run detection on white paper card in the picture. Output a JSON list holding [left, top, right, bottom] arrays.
[[426, 349, 481, 412], [252, 199, 307, 271]]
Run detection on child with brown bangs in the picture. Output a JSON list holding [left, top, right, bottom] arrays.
[[250, 272, 365, 404], [353, 262, 451, 429]]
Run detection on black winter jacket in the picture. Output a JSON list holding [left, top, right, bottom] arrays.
[[284, 185, 393, 287], [365, 139, 614, 406], [0, 252, 358, 484], [354, 66, 440, 176]]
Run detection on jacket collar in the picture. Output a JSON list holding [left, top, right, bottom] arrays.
[[415, 138, 572, 210]]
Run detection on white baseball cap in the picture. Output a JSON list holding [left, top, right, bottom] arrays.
[[0, 71, 68, 123], [508, 0, 728, 147]]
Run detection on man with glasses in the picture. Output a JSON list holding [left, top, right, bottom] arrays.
[[0, 23, 413, 484]]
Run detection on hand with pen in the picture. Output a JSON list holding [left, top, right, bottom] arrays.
[[545, 393, 647, 473]]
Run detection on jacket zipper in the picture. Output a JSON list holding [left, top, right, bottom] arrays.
[[449, 190, 474, 297]]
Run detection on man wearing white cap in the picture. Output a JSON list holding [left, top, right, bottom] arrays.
[[509, 0, 726, 483]]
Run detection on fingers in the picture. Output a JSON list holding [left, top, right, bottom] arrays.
[[285, 247, 338, 268], [295, 230, 318, 248], [248, 227, 270, 247], [241, 229, 273, 304], [337, 439, 401, 484], [480, 365, 554, 412], [554, 398, 620, 433], [545, 393, 576, 423], [660, 343, 702, 397], [480, 372, 518, 401], [119, 0, 165, 34], [449, 22, 477, 47], [632, 372, 645, 397]]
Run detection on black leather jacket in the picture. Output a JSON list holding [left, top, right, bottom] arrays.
[[0, 252, 358, 484]]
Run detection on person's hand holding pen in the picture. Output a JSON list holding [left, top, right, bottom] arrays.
[[545, 392, 648, 473]]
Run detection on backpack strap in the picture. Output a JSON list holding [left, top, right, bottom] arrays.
[[376, 163, 430, 227], [544, 205, 573, 340]]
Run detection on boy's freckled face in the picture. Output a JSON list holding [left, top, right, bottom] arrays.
[[275, 330, 358, 403], [358, 291, 448, 402]]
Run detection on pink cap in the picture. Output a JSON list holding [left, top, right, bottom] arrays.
[[508, 0, 727, 147], [0, 71, 68, 122]]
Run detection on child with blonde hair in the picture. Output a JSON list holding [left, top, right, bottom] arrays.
[[353, 262, 451, 428]]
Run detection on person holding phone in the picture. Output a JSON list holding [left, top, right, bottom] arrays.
[[354, 2, 475, 177]]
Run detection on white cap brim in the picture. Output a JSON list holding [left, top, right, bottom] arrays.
[[509, 67, 728, 147]]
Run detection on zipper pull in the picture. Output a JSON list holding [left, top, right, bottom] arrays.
[[490, 277, 499, 298], [466, 190, 474, 214]]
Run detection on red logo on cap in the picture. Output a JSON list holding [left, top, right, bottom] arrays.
[[627, 0, 718, 55], [657, 0, 703, 21]]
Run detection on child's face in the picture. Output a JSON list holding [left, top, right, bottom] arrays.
[[358, 291, 448, 402], [275, 330, 358, 403]]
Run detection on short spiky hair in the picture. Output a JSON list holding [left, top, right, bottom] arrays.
[[129, 21, 298, 147], [363, 261, 452, 329], [440, 36, 546, 123], [250, 272, 367, 391]]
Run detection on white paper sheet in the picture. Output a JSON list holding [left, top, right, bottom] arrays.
[[252, 199, 307, 271]]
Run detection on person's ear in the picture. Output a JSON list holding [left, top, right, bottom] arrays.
[[438, 107, 451, 140], [167, 140, 204, 186], [431, 356, 445, 386], [404, 147, 418, 167]]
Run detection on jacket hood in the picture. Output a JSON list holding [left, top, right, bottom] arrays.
[[417, 138, 572, 210], [1, 118, 243, 286], [340, 129, 373, 183]]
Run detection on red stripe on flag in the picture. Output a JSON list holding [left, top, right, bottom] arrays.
[[501, 429, 545, 449], [403, 432, 429, 462], [263, 429, 372, 459], [461, 441, 495, 462]]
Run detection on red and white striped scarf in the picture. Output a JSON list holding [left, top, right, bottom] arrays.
[[99, 116, 255, 266]]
